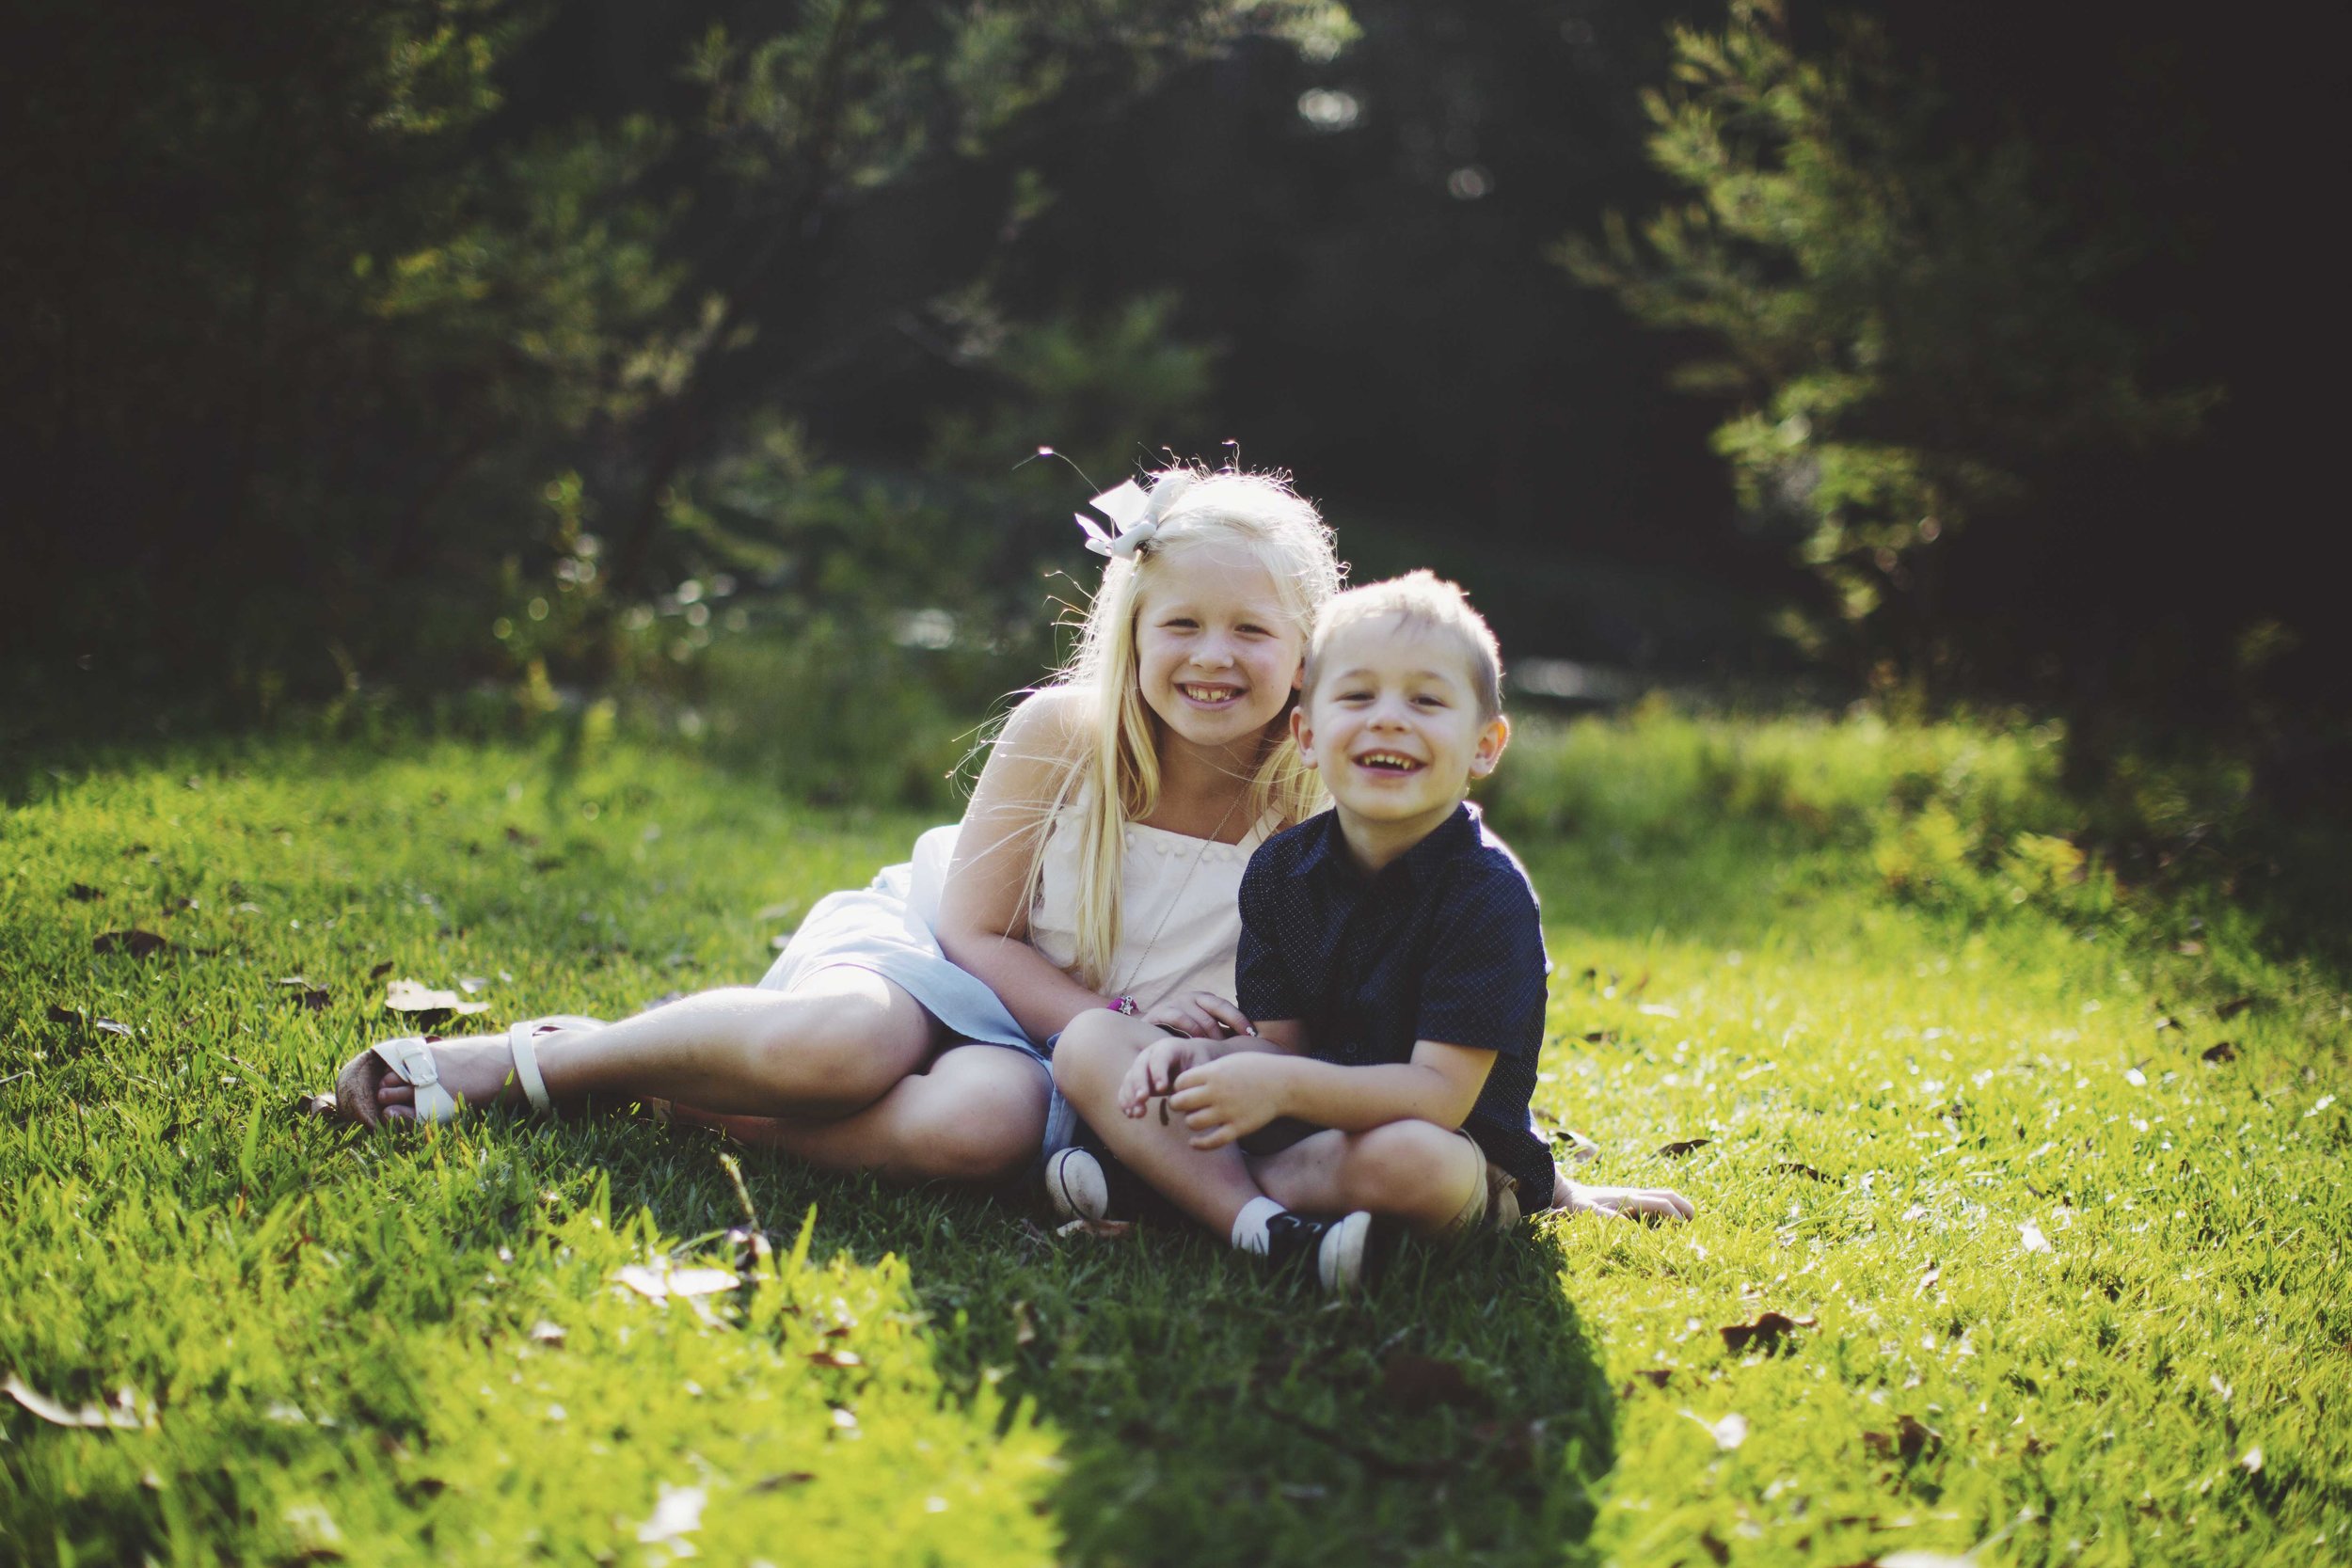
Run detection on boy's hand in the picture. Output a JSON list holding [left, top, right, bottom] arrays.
[[1143, 990, 1256, 1042], [1117, 1034, 1212, 1118], [1168, 1053, 1291, 1149]]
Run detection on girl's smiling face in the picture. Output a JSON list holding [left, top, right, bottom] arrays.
[[1131, 542, 1304, 754]]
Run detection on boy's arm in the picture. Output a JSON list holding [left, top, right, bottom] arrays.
[[1168, 1037, 1493, 1149]]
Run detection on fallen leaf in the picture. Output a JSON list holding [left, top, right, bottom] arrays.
[[504, 825, 540, 847], [749, 1472, 817, 1492], [278, 977, 330, 1010], [612, 1264, 739, 1300], [1772, 1162, 1836, 1183], [1055, 1217, 1133, 1240], [68, 883, 103, 902], [2240, 1444, 2264, 1474], [1698, 1528, 1731, 1566], [806, 1349, 863, 1370], [45, 1004, 85, 1026], [2202, 1041, 2238, 1064], [368, 960, 395, 980], [1896, 1414, 1943, 1463], [2175, 940, 2205, 957], [2019, 1220, 2054, 1255], [289, 1092, 339, 1120], [529, 1321, 565, 1345], [1581, 1029, 1616, 1044], [1382, 1354, 1485, 1414], [93, 1018, 135, 1038], [634, 1482, 706, 1546], [457, 975, 489, 994], [1914, 1266, 1941, 1297], [1657, 1138, 1712, 1158], [1011, 1300, 1037, 1347], [4, 1373, 143, 1430], [1469, 1417, 1546, 1473], [93, 929, 167, 958], [382, 980, 490, 1018], [1720, 1311, 1817, 1354], [2153, 1015, 2180, 1032], [1626, 1368, 1674, 1390], [2216, 995, 2257, 1021]]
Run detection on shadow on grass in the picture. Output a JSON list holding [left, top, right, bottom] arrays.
[[600, 1133, 1615, 1568]]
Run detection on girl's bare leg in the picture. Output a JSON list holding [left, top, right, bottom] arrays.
[[373, 967, 933, 1121], [685, 1044, 1048, 1183]]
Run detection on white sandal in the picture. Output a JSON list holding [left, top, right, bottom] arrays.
[[336, 1015, 606, 1127]]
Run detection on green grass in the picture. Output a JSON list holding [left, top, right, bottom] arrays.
[[2, 714, 2345, 1567]]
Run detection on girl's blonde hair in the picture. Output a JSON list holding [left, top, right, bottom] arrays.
[[1041, 464, 1342, 990]]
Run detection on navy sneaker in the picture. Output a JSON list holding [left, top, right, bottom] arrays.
[[1262, 1209, 1375, 1294]]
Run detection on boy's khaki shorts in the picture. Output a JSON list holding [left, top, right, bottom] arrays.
[[1444, 1129, 1523, 1235]]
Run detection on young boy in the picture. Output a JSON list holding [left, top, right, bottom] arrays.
[[1049, 572, 1691, 1291]]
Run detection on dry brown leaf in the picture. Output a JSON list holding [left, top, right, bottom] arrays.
[[44, 1004, 83, 1026], [368, 959, 395, 980], [805, 1350, 863, 1370], [2202, 1040, 2238, 1064], [1657, 1138, 1712, 1159], [1719, 1311, 1816, 1354], [93, 929, 167, 958], [749, 1472, 817, 1492], [68, 883, 103, 902], [529, 1321, 566, 1345], [1054, 1217, 1134, 1240], [278, 977, 330, 1010], [1381, 1354, 1485, 1414], [1772, 1162, 1836, 1183], [289, 1092, 339, 1120], [2216, 995, 2257, 1021]]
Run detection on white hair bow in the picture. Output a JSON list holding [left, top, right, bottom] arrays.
[[1073, 473, 1196, 559]]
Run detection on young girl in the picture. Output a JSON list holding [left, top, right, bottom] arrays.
[[333, 466, 1344, 1187]]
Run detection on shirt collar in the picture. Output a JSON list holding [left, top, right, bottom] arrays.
[[1304, 801, 1478, 890]]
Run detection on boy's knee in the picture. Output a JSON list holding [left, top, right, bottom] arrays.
[[1346, 1120, 1477, 1212]]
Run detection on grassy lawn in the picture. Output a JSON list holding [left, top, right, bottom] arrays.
[[3, 715, 2344, 1566]]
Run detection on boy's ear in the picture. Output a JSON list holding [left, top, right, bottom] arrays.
[[1290, 703, 1320, 768], [1468, 713, 1510, 780]]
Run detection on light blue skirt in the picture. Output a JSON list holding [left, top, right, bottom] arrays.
[[755, 826, 1045, 1069]]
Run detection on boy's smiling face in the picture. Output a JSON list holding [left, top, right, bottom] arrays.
[[1293, 612, 1509, 856]]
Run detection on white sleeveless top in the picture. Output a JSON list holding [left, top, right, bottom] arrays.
[[903, 797, 1271, 1012]]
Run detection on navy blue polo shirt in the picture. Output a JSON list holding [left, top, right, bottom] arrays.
[[1234, 801, 1555, 1203]]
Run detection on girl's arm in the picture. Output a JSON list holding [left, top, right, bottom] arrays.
[[1168, 1038, 1494, 1149], [932, 688, 1118, 1044]]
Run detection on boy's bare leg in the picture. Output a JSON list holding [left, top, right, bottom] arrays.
[[681, 1045, 1048, 1183], [1050, 1010, 1267, 1233], [1249, 1120, 1487, 1237]]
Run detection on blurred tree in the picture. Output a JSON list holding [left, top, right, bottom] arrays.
[[0, 0, 1352, 719], [1561, 0, 2216, 690]]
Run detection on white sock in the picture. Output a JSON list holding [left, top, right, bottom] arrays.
[[1230, 1196, 1286, 1256]]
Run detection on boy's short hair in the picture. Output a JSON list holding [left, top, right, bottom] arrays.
[[1302, 570, 1504, 721]]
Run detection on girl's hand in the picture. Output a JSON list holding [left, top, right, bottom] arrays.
[[1168, 1053, 1291, 1149], [1142, 990, 1256, 1041], [1553, 1177, 1695, 1223], [1118, 1035, 1209, 1118]]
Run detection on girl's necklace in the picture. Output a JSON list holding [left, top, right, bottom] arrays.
[[1109, 782, 1252, 1002]]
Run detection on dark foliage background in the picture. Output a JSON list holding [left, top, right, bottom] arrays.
[[3, 0, 2339, 809]]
